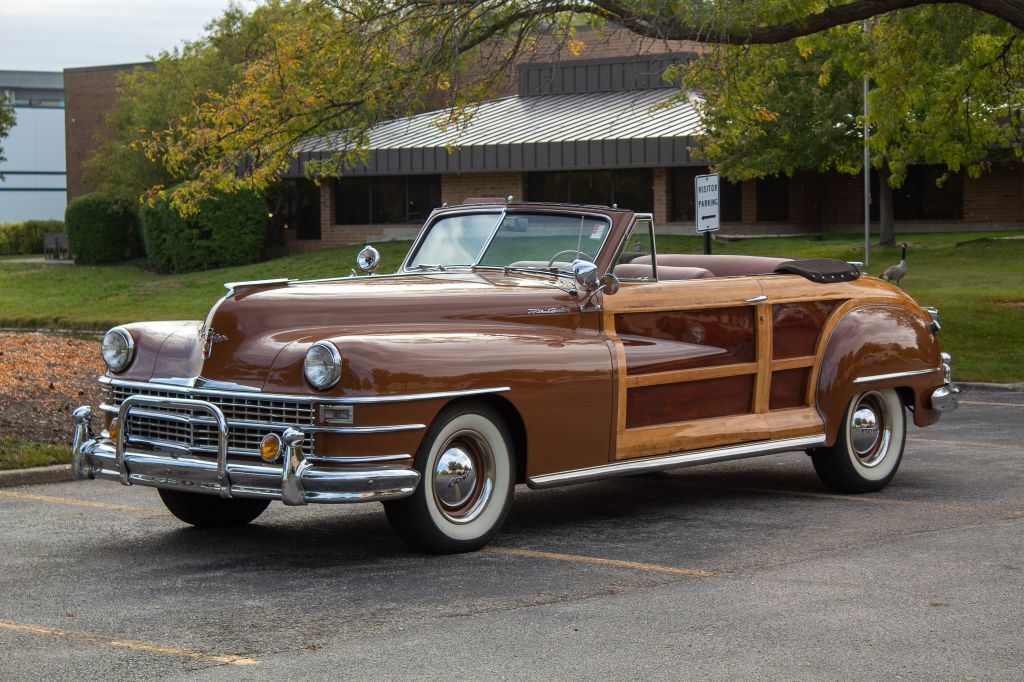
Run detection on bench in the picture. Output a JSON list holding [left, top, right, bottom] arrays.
[[43, 232, 69, 260]]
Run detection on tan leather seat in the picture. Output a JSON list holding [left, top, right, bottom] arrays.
[[633, 254, 791, 277], [613, 264, 714, 281]]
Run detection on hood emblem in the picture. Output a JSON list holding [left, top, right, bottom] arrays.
[[199, 326, 229, 358]]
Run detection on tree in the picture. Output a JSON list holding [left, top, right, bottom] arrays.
[[0, 99, 15, 180], [136, 0, 1024, 213], [83, 0, 305, 202], [676, 6, 1023, 244]]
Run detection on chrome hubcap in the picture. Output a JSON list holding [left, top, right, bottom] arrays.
[[434, 447, 478, 508], [431, 429, 495, 524], [849, 392, 891, 467]]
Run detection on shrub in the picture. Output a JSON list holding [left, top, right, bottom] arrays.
[[0, 220, 65, 255], [64, 193, 139, 264], [139, 189, 266, 273]]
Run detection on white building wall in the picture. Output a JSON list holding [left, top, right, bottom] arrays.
[[0, 105, 67, 222]]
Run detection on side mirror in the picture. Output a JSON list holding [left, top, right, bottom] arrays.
[[572, 259, 600, 291], [356, 245, 381, 274]]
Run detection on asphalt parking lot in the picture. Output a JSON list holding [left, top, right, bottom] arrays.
[[1, 388, 1021, 680]]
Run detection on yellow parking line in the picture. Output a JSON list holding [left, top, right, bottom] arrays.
[[0, 490, 164, 516], [0, 619, 257, 666], [485, 547, 719, 577], [729, 487, 1022, 517], [960, 400, 1023, 408], [908, 437, 1022, 451]]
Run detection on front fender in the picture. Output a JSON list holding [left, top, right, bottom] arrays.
[[817, 304, 944, 445], [264, 326, 616, 476]]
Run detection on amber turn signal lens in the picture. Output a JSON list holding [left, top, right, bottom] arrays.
[[260, 433, 282, 462], [107, 418, 120, 442]]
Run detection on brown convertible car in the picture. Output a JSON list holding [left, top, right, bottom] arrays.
[[72, 201, 959, 553]]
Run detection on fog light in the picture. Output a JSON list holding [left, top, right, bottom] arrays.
[[108, 417, 120, 443], [260, 433, 282, 462]]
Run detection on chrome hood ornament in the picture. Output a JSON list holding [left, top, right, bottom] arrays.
[[198, 326, 229, 359]]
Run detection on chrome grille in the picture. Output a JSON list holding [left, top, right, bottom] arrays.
[[106, 383, 316, 460]]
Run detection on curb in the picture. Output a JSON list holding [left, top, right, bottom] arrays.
[[0, 464, 73, 488], [959, 381, 1024, 393]]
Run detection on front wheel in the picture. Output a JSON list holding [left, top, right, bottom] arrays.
[[384, 403, 514, 554], [810, 388, 906, 493], [158, 488, 270, 527]]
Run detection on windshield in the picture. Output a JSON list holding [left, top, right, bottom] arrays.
[[407, 212, 612, 273]]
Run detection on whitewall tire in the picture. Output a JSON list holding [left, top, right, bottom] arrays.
[[810, 388, 906, 493], [384, 403, 514, 554]]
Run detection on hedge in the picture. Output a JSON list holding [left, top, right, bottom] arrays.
[[139, 189, 266, 273], [64, 193, 140, 264], [0, 220, 65, 255]]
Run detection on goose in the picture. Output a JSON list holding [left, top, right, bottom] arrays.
[[881, 243, 908, 285]]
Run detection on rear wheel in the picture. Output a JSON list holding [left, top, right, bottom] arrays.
[[158, 489, 270, 527], [384, 403, 514, 554], [810, 388, 906, 493]]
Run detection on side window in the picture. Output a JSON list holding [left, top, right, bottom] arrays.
[[611, 219, 656, 281]]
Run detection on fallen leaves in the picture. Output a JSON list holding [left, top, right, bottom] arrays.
[[0, 333, 104, 445]]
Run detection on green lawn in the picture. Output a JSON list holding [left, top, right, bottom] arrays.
[[0, 232, 1020, 381], [0, 437, 70, 470]]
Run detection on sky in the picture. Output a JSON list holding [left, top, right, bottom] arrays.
[[1, 0, 258, 72]]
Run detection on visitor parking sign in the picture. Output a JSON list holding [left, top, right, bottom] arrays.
[[694, 173, 721, 233]]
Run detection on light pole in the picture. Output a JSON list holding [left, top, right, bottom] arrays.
[[863, 21, 871, 268]]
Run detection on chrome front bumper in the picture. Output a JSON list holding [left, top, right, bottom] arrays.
[[70, 397, 419, 505]]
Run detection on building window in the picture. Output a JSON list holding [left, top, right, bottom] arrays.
[[893, 166, 963, 220], [670, 168, 742, 222], [525, 170, 653, 212], [334, 175, 441, 225], [756, 175, 789, 221]]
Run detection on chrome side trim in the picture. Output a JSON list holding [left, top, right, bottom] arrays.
[[852, 367, 941, 385], [100, 376, 511, 405], [527, 435, 827, 489], [305, 453, 412, 464]]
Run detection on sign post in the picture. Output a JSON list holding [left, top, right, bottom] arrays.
[[694, 173, 721, 255]]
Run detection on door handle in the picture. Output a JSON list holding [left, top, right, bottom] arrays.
[[746, 294, 768, 303]]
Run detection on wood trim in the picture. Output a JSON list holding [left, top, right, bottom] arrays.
[[769, 407, 824, 440], [625, 362, 758, 388], [617, 413, 771, 459], [615, 407, 823, 460], [771, 355, 816, 371], [753, 302, 772, 414], [603, 310, 628, 441]]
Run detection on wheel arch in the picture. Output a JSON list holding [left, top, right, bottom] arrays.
[[441, 394, 527, 485], [815, 304, 943, 446]]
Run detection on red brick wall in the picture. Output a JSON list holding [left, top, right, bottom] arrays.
[[441, 172, 524, 205], [820, 172, 865, 225], [965, 166, 1024, 223], [63, 63, 151, 202], [788, 171, 821, 227], [741, 180, 757, 223], [652, 167, 669, 223]]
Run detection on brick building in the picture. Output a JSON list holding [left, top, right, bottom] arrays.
[[62, 27, 1024, 251]]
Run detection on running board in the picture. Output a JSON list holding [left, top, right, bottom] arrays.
[[527, 434, 826, 489]]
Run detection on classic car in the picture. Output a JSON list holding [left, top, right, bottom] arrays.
[[71, 201, 960, 553]]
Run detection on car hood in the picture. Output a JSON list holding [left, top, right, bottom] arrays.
[[132, 271, 583, 389]]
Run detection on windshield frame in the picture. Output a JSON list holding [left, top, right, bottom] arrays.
[[400, 207, 616, 276]]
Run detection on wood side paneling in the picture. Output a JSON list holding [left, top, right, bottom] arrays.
[[618, 306, 755, 375], [626, 375, 755, 429], [772, 301, 842, 359], [770, 368, 810, 410]]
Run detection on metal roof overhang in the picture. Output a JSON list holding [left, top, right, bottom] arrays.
[[288, 89, 704, 177]]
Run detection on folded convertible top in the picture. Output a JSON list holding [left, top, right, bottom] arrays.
[[774, 258, 861, 283]]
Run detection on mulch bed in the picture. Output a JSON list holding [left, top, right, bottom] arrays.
[[0, 332, 104, 445]]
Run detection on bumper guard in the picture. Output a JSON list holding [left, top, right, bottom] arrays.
[[71, 396, 419, 505]]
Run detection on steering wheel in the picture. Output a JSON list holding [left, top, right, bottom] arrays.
[[547, 249, 594, 267]]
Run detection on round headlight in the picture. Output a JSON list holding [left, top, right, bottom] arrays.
[[303, 341, 341, 390], [101, 327, 134, 372]]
